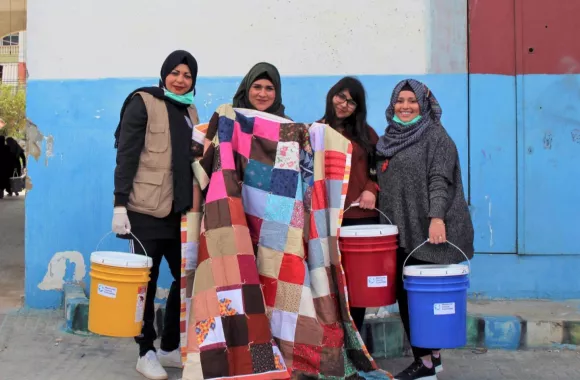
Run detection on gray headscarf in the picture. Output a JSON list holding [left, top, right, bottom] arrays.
[[233, 62, 286, 117], [376, 79, 442, 158]]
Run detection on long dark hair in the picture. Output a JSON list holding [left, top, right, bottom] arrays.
[[322, 76, 373, 154]]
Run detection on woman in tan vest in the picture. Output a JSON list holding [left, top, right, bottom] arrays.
[[112, 50, 199, 380]]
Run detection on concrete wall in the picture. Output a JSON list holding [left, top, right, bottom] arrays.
[[24, 0, 578, 309]]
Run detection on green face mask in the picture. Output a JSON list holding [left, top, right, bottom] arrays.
[[393, 115, 422, 126], [164, 88, 194, 105]]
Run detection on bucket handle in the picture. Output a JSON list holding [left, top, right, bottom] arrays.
[[344, 202, 393, 224], [403, 239, 471, 277], [95, 231, 149, 258]]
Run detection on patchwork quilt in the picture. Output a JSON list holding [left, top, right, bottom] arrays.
[[178, 104, 393, 380]]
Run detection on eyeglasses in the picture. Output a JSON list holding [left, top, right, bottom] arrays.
[[335, 92, 357, 109]]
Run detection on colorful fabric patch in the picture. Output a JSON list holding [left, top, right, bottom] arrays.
[[322, 322, 345, 348], [325, 150, 348, 180], [219, 142, 236, 169], [320, 347, 346, 377], [274, 280, 303, 313], [253, 117, 280, 141], [232, 122, 252, 158], [250, 343, 277, 373], [205, 171, 228, 203], [217, 115, 235, 143], [234, 112, 254, 134], [290, 201, 305, 229], [271, 169, 300, 198], [259, 220, 289, 252], [222, 314, 249, 347], [216, 288, 244, 316], [256, 246, 283, 279], [237, 255, 260, 285], [196, 317, 226, 348], [247, 314, 272, 344], [204, 198, 232, 230], [242, 284, 266, 315], [264, 194, 295, 225], [313, 209, 330, 239], [294, 315, 324, 346], [250, 136, 278, 166], [270, 309, 298, 342], [298, 286, 316, 318], [311, 180, 328, 210], [227, 346, 254, 376], [200, 348, 229, 379], [275, 141, 300, 170], [241, 185, 269, 219], [278, 254, 305, 285], [211, 256, 242, 288], [292, 343, 323, 374], [259, 275, 278, 307], [244, 159, 273, 191]]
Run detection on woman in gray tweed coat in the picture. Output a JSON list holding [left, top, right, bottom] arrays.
[[375, 79, 474, 380]]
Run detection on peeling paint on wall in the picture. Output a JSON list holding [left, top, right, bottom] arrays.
[[37, 251, 86, 291], [25, 118, 54, 166]]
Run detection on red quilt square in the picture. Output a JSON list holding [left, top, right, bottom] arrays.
[[229, 197, 248, 227], [292, 343, 322, 374], [198, 233, 210, 264], [259, 275, 278, 307], [322, 322, 344, 348], [247, 314, 272, 344], [278, 254, 305, 285], [309, 212, 319, 240], [238, 255, 260, 285], [311, 180, 327, 210], [227, 346, 254, 376], [324, 151, 347, 180], [246, 214, 263, 245]]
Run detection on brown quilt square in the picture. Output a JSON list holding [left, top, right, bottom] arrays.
[[204, 198, 232, 230], [205, 227, 237, 257], [211, 256, 242, 288], [294, 315, 324, 346], [222, 169, 242, 197], [313, 295, 339, 324], [326, 266, 337, 294], [227, 346, 254, 376], [276, 339, 294, 369], [242, 284, 266, 314], [200, 348, 229, 378], [192, 260, 215, 295], [246, 314, 272, 344], [228, 197, 247, 227], [320, 347, 345, 377], [250, 342, 277, 373], [250, 136, 278, 166], [222, 315, 249, 347], [279, 123, 301, 142], [328, 235, 340, 265]]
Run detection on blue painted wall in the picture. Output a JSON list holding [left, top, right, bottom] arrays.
[[24, 73, 580, 308]]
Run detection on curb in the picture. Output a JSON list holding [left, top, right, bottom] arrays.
[[361, 313, 579, 358]]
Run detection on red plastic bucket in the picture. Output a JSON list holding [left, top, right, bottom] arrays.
[[339, 224, 399, 308]]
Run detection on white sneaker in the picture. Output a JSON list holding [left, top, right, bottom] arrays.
[[157, 348, 183, 369], [136, 350, 168, 380]]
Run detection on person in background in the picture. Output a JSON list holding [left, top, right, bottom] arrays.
[[232, 62, 291, 119], [319, 76, 379, 332], [112, 50, 199, 380], [6, 137, 26, 196], [0, 136, 10, 199], [375, 79, 474, 380]]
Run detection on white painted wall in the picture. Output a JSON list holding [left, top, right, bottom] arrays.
[[27, 0, 430, 79]]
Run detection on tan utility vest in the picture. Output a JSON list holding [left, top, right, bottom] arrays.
[[126, 92, 199, 218]]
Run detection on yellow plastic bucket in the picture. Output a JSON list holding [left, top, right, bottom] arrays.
[[88, 239, 153, 337]]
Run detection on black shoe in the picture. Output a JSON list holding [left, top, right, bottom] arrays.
[[394, 358, 437, 380], [432, 354, 442, 373]]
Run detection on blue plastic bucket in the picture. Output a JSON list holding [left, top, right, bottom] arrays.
[[403, 263, 470, 349]]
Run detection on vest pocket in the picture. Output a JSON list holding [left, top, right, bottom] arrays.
[[130, 171, 164, 210], [146, 123, 169, 153]]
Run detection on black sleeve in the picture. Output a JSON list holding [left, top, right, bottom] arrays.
[[114, 95, 148, 207], [19, 149, 26, 168]]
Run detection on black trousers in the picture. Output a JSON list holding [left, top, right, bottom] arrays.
[[132, 237, 182, 357], [341, 216, 380, 332], [396, 247, 440, 358]]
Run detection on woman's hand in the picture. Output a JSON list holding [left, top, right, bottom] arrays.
[[354, 190, 376, 210], [429, 218, 446, 244]]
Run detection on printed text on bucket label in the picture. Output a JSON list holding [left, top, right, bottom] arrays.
[[367, 276, 388, 288], [97, 284, 118, 299], [433, 302, 455, 315], [135, 285, 147, 323]]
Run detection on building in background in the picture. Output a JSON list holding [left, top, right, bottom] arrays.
[[0, 30, 27, 85], [24, 0, 580, 308]]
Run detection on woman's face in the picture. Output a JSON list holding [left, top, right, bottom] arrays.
[[394, 90, 420, 122], [333, 89, 357, 119], [165, 64, 193, 95], [248, 79, 276, 111]]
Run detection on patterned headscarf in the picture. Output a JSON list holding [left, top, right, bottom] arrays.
[[376, 79, 442, 158]]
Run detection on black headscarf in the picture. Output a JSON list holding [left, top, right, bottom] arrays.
[[114, 50, 198, 214], [232, 62, 286, 117], [114, 50, 198, 149]]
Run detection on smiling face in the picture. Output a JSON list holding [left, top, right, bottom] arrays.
[[332, 89, 357, 119], [165, 63, 193, 95], [394, 90, 420, 122], [248, 79, 276, 111]]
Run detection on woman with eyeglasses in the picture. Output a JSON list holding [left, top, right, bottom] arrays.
[[319, 77, 379, 332]]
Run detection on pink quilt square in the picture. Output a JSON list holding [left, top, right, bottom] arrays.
[[206, 171, 228, 203], [253, 117, 280, 142], [219, 142, 235, 170], [232, 122, 252, 158]]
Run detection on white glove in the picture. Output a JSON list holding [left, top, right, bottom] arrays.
[[112, 206, 131, 235]]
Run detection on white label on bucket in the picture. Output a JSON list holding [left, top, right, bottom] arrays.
[[367, 276, 388, 288], [135, 286, 147, 323], [434, 302, 456, 315], [97, 284, 117, 299]]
